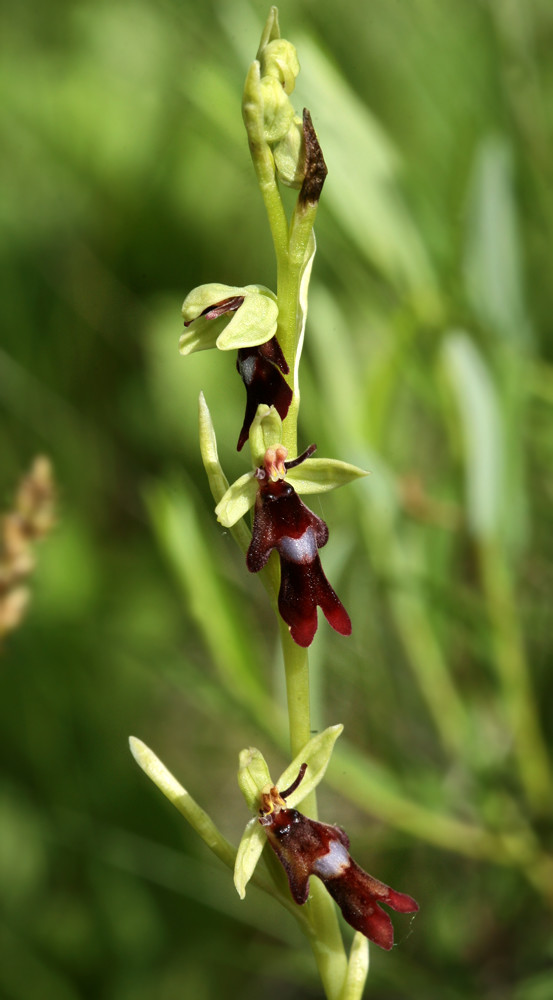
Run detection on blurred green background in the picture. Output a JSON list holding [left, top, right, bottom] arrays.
[[2, 0, 553, 997]]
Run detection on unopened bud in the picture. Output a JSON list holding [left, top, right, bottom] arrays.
[[260, 76, 295, 143], [259, 39, 300, 95]]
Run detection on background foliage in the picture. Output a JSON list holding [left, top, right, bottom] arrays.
[[2, 0, 553, 996]]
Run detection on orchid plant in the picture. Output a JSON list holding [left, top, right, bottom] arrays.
[[131, 8, 418, 997]]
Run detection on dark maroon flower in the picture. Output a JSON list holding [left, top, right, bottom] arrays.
[[246, 460, 351, 647], [236, 337, 293, 451], [260, 767, 419, 950]]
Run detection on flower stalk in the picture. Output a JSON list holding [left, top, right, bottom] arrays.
[[237, 12, 364, 996], [132, 9, 414, 999]]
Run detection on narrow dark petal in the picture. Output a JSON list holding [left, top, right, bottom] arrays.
[[183, 295, 244, 327], [236, 341, 293, 450], [258, 336, 290, 375], [279, 763, 308, 800], [284, 443, 317, 470]]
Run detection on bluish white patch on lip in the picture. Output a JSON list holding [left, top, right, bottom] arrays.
[[279, 527, 317, 563], [311, 839, 350, 878], [239, 355, 256, 385]]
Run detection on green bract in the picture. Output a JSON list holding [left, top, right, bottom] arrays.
[[234, 725, 344, 899], [179, 283, 278, 355]]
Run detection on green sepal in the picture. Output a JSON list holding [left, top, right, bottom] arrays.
[[180, 284, 278, 355], [216, 285, 278, 350], [215, 472, 258, 528], [276, 724, 344, 809], [286, 457, 369, 495], [248, 405, 283, 469], [234, 818, 266, 900], [237, 746, 272, 811], [178, 313, 227, 356]]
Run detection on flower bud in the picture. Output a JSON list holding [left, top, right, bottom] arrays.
[[273, 116, 305, 189], [260, 76, 295, 144], [259, 39, 300, 95]]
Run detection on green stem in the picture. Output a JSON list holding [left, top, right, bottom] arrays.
[[279, 622, 312, 758], [242, 62, 289, 279], [243, 29, 356, 997], [274, 206, 349, 1000], [278, 624, 348, 999]]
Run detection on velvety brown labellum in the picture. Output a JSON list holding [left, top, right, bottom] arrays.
[[259, 770, 419, 950], [236, 336, 292, 451], [246, 478, 351, 646]]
